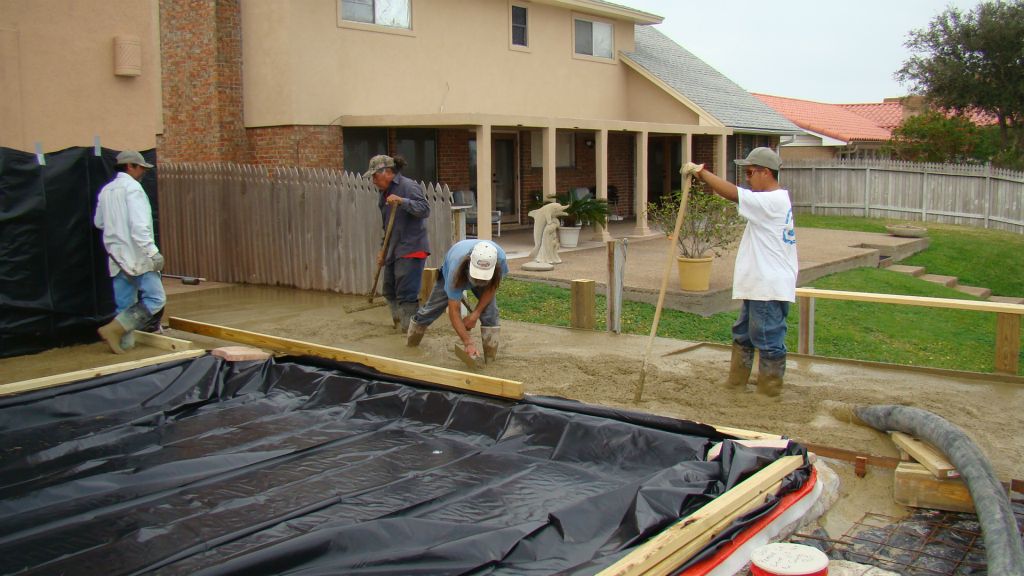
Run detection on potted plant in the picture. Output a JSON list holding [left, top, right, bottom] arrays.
[[551, 194, 610, 248], [645, 181, 743, 291]]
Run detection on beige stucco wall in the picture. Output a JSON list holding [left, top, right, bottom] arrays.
[[242, 0, 682, 127], [623, 66, 698, 125], [779, 146, 837, 162], [0, 0, 162, 152]]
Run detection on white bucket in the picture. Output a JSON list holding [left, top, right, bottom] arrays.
[[750, 543, 829, 576]]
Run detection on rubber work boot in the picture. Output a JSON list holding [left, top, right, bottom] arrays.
[[97, 303, 152, 354], [387, 299, 400, 330], [406, 319, 428, 347], [397, 302, 419, 333], [481, 326, 500, 363], [141, 307, 165, 334], [725, 341, 755, 387], [756, 354, 787, 397]]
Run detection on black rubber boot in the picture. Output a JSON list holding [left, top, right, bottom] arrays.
[[725, 341, 755, 387], [398, 302, 419, 333], [387, 299, 400, 329], [756, 354, 786, 397]]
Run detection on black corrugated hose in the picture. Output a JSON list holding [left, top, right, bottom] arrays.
[[854, 404, 1024, 576]]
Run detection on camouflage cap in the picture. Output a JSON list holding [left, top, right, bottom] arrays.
[[363, 154, 395, 178]]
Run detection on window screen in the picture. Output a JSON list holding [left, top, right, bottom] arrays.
[[574, 18, 613, 58], [341, 0, 410, 29], [396, 128, 437, 183], [343, 128, 388, 175], [512, 5, 528, 47]]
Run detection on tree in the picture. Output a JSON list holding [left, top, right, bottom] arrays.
[[896, 1, 1024, 165], [887, 110, 996, 163]]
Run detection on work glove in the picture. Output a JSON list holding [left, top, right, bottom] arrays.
[[682, 162, 705, 177], [150, 252, 165, 272]]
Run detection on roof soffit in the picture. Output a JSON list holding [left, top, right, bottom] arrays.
[[532, 0, 662, 24]]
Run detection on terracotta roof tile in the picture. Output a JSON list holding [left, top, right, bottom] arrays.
[[841, 102, 904, 131], [753, 94, 891, 142]]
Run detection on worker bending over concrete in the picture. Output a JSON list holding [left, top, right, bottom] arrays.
[[683, 147, 798, 396], [407, 240, 508, 365]]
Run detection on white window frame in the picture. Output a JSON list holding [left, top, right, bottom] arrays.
[[571, 13, 615, 63], [509, 1, 530, 52], [338, 0, 414, 36]]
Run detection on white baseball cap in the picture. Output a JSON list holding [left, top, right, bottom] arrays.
[[469, 241, 498, 281]]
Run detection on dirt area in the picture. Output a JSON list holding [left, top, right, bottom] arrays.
[[3, 281, 1022, 539]]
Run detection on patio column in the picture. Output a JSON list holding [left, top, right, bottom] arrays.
[[633, 130, 650, 236], [682, 132, 692, 163], [542, 126, 556, 202], [715, 133, 727, 180], [591, 128, 611, 241], [475, 124, 493, 241]]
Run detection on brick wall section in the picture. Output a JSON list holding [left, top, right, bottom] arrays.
[[159, 0, 246, 163], [248, 126, 343, 169], [437, 129, 471, 191]]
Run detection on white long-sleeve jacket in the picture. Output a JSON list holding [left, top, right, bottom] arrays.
[[94, 172, 159, 277]]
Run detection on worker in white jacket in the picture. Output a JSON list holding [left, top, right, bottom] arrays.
[[94, 150, 166, 354]]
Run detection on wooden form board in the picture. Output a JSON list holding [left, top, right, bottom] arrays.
[[168, 317, 524, 400], [0, 350, 206, 397], [893, 462, 975, 513], [133, 331, 194, 352], [598, 455, 804, 576], [890, 431, 959, 479]]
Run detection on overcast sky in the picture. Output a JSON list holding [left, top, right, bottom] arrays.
[[623, 0, 981, 104]]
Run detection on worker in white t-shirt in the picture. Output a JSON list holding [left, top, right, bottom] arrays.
[[682, 147, 798, 396]]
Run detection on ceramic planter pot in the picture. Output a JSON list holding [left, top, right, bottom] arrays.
[[557, 225, 582, 248], [677, 256, 713, 291]]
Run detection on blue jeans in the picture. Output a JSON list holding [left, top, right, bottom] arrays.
[[113, 271, 166, 315], [732, 300, 789, 359], [383, 257, 426, 304], [413, 274, 500, 327]]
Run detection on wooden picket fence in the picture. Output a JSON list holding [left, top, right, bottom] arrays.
[[158, 163, 454, 293], [783, 159, 1024, 234]]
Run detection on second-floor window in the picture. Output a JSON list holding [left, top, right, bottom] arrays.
[[574, 17, 613, 59], [511, 5, 528, 47], [341, 0, 410, 29]]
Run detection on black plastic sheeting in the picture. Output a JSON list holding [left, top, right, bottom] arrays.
[[0, 355, 809, 575], [0, 146, 158, 358]]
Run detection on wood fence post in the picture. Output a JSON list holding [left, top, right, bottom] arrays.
[[798, 296, 815, 355], [420, 268, 438, 307], [994, 312, 1021, 374], [607, 240, 626, 333], [571, 279, 596, 330]]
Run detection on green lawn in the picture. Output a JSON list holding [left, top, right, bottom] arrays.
[[500, 216, 1024, 375]]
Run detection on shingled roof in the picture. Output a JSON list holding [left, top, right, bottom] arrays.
[[623, 25, 800, 134]]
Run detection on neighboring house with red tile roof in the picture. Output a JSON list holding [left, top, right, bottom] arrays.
[[754, 94, 892, 161], [841, 100, 905, 131]]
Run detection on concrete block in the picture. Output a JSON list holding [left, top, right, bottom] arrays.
[[212, 346, 272, 362], [886, 264, 926, 277], [920, 274, 957, 287], [955, 285, 991, 299]]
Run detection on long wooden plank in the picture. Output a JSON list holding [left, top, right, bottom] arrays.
[[995, 312, 1021, 374], [796, 287, 1024, 315], [890, 432, 959, 479], [0, 350, 206, 397], [598, 455, 803, 576], [133, 331, 194, 352], [169, 317, 524, 400], [648, 480, 783, 575]]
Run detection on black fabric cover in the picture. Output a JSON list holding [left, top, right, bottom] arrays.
[[0, 146, 157, 358], [0, 355, 809, 575]]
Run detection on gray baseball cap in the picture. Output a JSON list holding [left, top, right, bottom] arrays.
[[115, 150, 153, 168], [734, 147, 781, 171], [363, 154, 395, 178]]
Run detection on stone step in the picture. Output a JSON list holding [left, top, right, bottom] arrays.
[[955, 285, 991, 299], [989, 295, 1024, 305], [887, 264, 926, 277], [920, 274, 958, 288]]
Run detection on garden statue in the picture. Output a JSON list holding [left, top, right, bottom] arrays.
[[522, 201, 567, 271]]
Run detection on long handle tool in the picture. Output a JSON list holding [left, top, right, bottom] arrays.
[[635, 174, 692, 402], [367, 205, 398, 303]]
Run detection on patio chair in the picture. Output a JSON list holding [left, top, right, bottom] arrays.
[[452, 190, 501, 237]]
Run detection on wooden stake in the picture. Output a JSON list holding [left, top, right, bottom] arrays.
[[635, 174, 691, 402]]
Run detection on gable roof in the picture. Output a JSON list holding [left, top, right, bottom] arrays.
[[548, 0, 662, 24], [623, 26, 800, 135], [754, 93, 891, 142]]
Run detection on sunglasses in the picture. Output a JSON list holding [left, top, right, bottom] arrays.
[[744, 167, 762, 177]]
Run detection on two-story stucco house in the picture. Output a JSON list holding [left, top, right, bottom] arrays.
[[1, 0, 798, 240]]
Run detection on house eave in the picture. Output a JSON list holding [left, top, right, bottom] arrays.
[[536, 0, 663, 24], [336, 112, 732, 136], [619, 55, 726, 128]]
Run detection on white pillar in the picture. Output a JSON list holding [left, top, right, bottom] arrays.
[[543, 127, 556, 202], [633, 130, 650, 236], [475, 124, 493, 241], [591, 128, 611, 241], [715, 134, 727, 182]]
